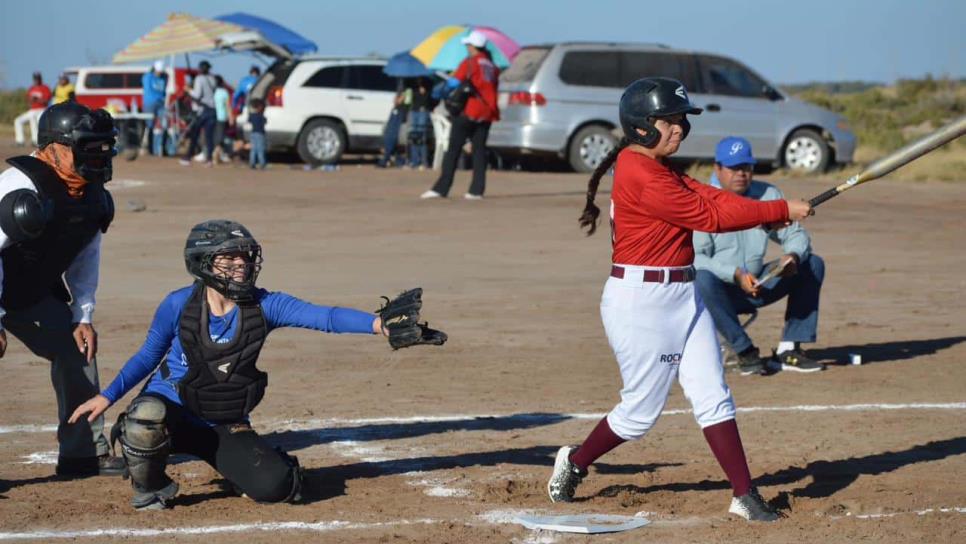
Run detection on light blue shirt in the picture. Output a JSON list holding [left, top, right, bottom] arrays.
[[693, 174, 811, 284], [214, 88, 230, 122]]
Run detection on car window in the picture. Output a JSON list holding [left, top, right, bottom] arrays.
[[620, 52, 699, 91], [501, 47, 550, 83], [303, 66, 347, 88], [700, 56, 769, 98], [346, 65, 396, 92], [558, 51, 621, 88], [85, 72, 141, 89]]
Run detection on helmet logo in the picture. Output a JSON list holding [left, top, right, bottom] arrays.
[[730, 142, 744, 155], [231, 230, 244, 236], [675, 86, 688, 101]]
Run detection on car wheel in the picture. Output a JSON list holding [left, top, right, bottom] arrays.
[[783, 129, 830, 173], [568, 125, 617, 173], [297, 119, 345, 165]]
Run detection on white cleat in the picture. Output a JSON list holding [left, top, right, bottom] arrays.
[[463, 193, 484, 200], [729, 487, 780, 522], [420, 190, 444, 199], [547, 446, 586, 503]]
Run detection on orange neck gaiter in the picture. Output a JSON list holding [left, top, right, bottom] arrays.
[[36, 144, 89, 199]]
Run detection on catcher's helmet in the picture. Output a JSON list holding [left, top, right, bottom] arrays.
[[619, 77, 702, 148], [184, 220, 263, 302], [37, 101, 117, 183]]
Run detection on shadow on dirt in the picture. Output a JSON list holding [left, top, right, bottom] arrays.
[[810, 336, 966, 365], [587, 436, 966, 509]]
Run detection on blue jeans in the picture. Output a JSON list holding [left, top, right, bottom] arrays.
[[147, 101, 167, 156], [695, 254, 825, 354], [185, 107, 215, 161], [408, 110, 430, 167], [249, 132, 266, 168], [379, 109, 405, 166]]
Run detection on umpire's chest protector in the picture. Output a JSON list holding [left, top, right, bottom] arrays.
[[177, 283, 269, 423], [1, 156, 113, 310]]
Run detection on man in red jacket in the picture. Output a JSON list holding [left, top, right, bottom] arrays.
[[421, 30, 500, 200], [14, 72, 52, 146]]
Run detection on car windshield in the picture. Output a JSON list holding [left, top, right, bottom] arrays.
[[501, 47, 550, 84]]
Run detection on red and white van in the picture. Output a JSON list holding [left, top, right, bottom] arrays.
[[63, 64, 200, 113]]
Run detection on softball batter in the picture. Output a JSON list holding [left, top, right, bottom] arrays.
[[546, 77, 812, 522]]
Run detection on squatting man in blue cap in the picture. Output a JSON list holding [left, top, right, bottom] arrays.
[[693, 137, 826, 376]]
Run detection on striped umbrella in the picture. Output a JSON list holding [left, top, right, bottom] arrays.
[[411, 25, 521, 71], [113, 13, 244, 64]]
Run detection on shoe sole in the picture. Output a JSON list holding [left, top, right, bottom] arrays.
[[547, 446, 576, 503]]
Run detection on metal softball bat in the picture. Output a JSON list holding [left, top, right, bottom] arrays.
[[808, 114, 966, 208]]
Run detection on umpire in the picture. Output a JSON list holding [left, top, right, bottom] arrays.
[[0, 102, 125, 477]]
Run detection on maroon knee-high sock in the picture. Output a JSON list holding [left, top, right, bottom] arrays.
[[569, 417, 626, 470], [702, 419, 752, 497]]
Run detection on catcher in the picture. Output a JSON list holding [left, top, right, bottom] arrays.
[[69, 219, 445, 510]]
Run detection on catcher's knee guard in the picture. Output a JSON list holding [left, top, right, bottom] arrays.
[[245, 449, 304, 503], [114, 396, 173, 495]]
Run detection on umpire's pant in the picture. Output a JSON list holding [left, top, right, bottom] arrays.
[[3, 295, 110, 460]]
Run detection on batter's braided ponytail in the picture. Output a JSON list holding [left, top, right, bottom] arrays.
[[579, 137, 628, 236]]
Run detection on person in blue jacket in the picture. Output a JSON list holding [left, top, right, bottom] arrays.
[[232, 65, 261, 111], [70, 219, 443, 510]]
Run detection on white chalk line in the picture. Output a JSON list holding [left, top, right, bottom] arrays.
[[3, 402, 964, 435], [832, 506, 966, 520], [0, 518, 438, 541], [2, 505, 965, 540]]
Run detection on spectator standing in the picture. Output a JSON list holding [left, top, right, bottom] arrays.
[[53, 74, 75, 104], [212, 75, 235, 164], [14, 72, 52, 146], [232, 65, 261, 111], [377, 87, 410, 168], [421, 31, 500, 200], [408, 78, 432, 170], [142, 61, 168, 156], [248, 98, 267, 169], [180, 61, 217, 167]]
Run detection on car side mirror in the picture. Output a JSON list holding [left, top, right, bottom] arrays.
[[762, 85, 782, 101]]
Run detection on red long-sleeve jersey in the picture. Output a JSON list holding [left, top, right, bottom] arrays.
[[610, 149, 788, 266]]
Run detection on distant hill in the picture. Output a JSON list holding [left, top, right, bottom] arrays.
[[780, 81, 883, 94], [788, 76, 965, 151]]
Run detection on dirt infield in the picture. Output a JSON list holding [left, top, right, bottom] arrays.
[[0, 146, 964, 543]]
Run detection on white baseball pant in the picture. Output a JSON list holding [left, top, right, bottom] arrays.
[[601, 265, 736, 440]]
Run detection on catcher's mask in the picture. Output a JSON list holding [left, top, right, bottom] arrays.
[[184, 220, 263, 302], [37, 101, 117, 183], [619, 77, 702, 148]]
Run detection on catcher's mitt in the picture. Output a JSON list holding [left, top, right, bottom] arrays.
[[377, 287, 448, 350]]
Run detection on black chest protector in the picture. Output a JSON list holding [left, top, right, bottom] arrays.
[[177, 282, 269, 423], [1, 156, 113, 310]]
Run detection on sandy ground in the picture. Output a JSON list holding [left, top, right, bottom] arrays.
[[0, 145, 964, 543]]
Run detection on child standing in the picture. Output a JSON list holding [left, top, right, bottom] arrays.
[[408, 78, 432, 170], [248, 98, 267, 170]]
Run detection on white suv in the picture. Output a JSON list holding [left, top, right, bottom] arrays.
[[247, 57, 397, 165]]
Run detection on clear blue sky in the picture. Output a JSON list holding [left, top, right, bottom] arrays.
[[1, 0, 962, 89]]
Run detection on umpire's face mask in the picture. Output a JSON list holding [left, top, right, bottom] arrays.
[[71, 109, 117, 184]]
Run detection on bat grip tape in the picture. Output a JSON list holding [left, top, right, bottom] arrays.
[[808, 188, 839, 208]]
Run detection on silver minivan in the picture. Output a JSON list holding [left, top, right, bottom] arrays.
[[489, 42, 856, 173]]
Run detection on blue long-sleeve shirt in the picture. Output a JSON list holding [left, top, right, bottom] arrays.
[[232, 74, 259, 109], [102, 285, 376, 414], [142, 72, 166, 110]]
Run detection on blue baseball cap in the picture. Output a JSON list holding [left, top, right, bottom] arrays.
[[715, 136, 757, 167]]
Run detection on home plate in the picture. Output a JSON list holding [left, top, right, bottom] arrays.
[[514, 514, 650, 534]]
